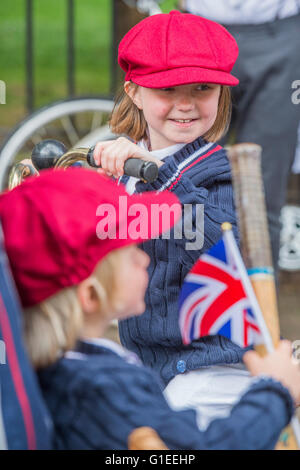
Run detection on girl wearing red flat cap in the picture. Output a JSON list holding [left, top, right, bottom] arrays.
[[1, 169, 300, 449], [93, 11, 252, 427]]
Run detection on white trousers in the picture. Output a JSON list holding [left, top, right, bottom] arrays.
[[164, 364, 253, 430]]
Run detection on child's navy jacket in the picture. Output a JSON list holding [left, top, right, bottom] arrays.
[[119, 137, 246, 385], [38, 339, 294, 450]]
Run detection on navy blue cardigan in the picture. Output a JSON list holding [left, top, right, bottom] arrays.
[[119, 137, 246, 385], [37, 340, 294, 450]]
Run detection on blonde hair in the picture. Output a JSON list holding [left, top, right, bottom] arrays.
[[110, 83, 232, 143], [23, 249, 123, 369]]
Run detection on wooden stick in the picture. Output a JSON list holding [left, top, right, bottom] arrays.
[[128, 426, 168, 450], [227, 143, 299, 450]]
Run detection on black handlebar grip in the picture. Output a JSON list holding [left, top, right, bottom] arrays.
[[87, 146, 158, 183], [140, 161, 159, 183]]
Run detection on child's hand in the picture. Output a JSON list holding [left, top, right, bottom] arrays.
[[243, 340, 300, 405], [93, 137, 163, 178], [19, 159, 39, 174], [20, 158, 36, 167]]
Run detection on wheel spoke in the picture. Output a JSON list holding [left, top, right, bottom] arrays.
[[60, 116, 79, 146], [91, 111, 104, 131], [30, 131, 47, 146]]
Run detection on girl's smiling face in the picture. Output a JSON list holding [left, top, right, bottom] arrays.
[[126, 83, 221, 150]]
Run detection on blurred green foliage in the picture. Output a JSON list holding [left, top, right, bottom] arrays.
[[0, 0, 178, 128]]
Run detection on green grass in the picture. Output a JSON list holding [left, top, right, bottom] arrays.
[[0, 0, 178, 129]]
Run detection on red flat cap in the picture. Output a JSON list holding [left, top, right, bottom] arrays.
[[119, 10, 239, 88], [0, 169, 181, 307]]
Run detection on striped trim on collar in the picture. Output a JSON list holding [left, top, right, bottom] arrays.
[[118, 141, 222, 193], [168, 145, 222, 191], [157, 142, 221, 193]]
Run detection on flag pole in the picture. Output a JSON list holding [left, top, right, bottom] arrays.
[[221, 223, 274, 353]]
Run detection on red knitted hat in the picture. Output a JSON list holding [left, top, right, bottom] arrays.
[[0, 169, 181, 307], [118, 10, 239, 88]]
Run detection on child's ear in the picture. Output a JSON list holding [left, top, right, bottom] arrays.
[[77, 279, 101, 315], [124, 81, 143, 110]]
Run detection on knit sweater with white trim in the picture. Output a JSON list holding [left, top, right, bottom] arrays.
[[119, 136, 248, 386]]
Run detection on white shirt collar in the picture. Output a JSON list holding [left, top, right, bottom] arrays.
[[138, 139, 185, 160], [82, 337, 142, 365]]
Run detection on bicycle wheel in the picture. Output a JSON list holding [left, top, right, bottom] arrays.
[[0, 96, 115, 190]]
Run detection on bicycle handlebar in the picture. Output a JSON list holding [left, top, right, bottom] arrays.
[[86, 146, 158, 183], [31, 140, 159, 183]]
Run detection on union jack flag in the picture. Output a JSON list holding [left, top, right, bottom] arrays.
[[179, 226, 267, 348]]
